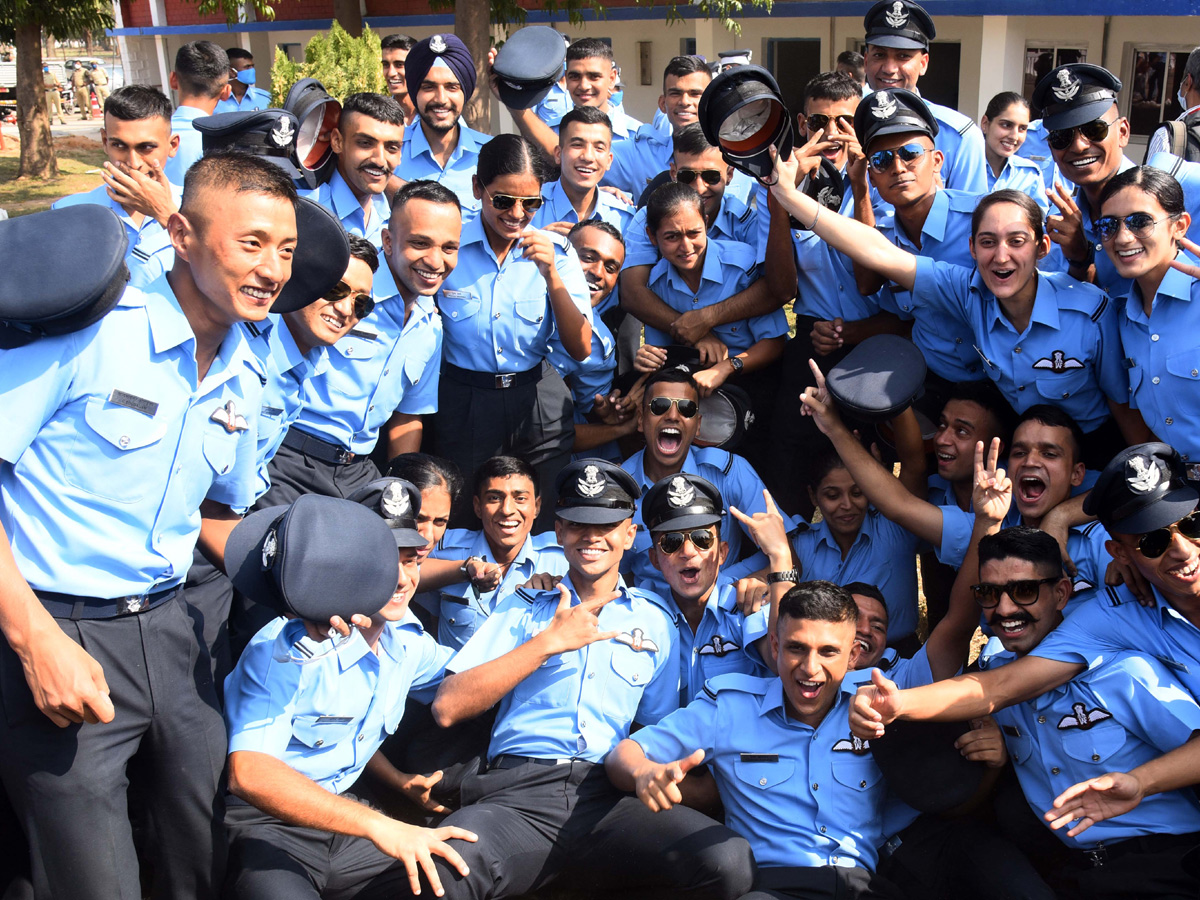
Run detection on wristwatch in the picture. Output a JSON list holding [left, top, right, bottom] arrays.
[[728, 356, 744, 373], [766, 568, 799, 584]]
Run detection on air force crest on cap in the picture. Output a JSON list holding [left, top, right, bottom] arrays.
[[1126, 455, 1164, 493], [380, 481, 411, 518], [270, 116, 295, 148], [817, 185, 841, 208], [261, 527, 279, 570], [667, 475, 695, 507], [884, 1, 909, 28], [871, 91, 898, 120], [430, 34, 448, 54], [1052, 68, 1081, 103], [577, 464, 605, 497], [210, 400, 249, 433]]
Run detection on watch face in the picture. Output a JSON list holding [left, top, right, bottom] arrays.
[[730, 357, 743, 371]]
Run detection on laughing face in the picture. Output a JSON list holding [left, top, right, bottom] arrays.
[[659, 70, 710, 130], [979, 556, 1068, 656], [1108, 516, 1200, 611], [849, 592, 889, 670], [378, 547, 423, 622], [1007, 420, 1085, 526], [283, 255, 374, 352], [331, 111, 404, 199], [771, 615, 856, 727], [474, 171, 542, 248], [415, 67, 465, 135], [970, 200, 1049, 303], [570, 223, 624, 308], [474, 474, 540, 558], [669, 147, 731, 222], [382, 197, 461, 303], [809, 466, 868, 547], [565, 55, 617, 109], [800, 95, 860, 171], [381, 47, 409, 102], [864, 44, 929, 92], [934, 399, 1003, 485], [639, 380, 702, 473], [554, 517, 637, 585], [981, 101, 1030, 162], [649, 524, 728, 606], [1099, 185, 1191, 283], [1051, 107, 1129, 191], [554, 120, 613, 193]]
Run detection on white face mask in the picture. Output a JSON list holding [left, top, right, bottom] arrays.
[[1179, 76, 1192, 111]]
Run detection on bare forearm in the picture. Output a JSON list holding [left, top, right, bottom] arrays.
[[417, 558, 470, 592], [548, 277, 591, 360], [605, 738, 648, 793], [432, 634, 553, 727], [926, 517, 1000, 681], [704, 278, 784, 326], [384, 412, 422, 459], [763, 193, 798, 305], [198, 500, 241, 574], [619, 268, 680, 333], [511, 107, 559, 157], [896, 659, 1080, 722], [0, 522, 59, 655], [1131, 734, 1200, 796]]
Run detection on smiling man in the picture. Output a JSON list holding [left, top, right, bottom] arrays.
[[380, 33, 417, 125], [0, 151, 296, 899], [607, 581, 898, 900], [532, 106, 632, 238]]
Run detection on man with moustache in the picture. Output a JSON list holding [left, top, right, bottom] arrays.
[[396, 34, 487, 213], [0, 151, 296, 899], [380, 33, 417, 126], [263, 180, 460, 504]]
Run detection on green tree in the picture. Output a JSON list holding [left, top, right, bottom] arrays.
[[269, 21, 386, 105], [0, 0, 113, 178]]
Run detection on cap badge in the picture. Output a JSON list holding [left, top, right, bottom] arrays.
[[817, 185, 840, 208], [577, 464, 605, 498], [430, 34, 448, 54], [871, 91, 898, 120], [210, 400, 249, 433], [1125, 455, 1163, 493], [261, 527, 279, 570], [380, 482, 411, 518], [269, 116, 295, 148], [1052, 68, 1081, 103], [667, 475, 695, 508], [884, 1, 909, 28]]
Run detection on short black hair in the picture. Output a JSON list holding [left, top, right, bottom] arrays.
[[381, 33, 416, 52], [568, 218, 625, 248], [473, 456, 540, 498], [672, 122, 718, 159], [646, 181, 703, 234], [340, 91, 405, 128], [978, 526, 1063, 579], [560, 105, 613, 138], [387, 453, 464, 502], [836, 50, 865, 80], [807, 446, 848, 490], [567, 38, 614, 65], [643, 367, 700, 398], [183, 150, 298, 213], [227, 48, 253, 64], [174, 41, 229, 99], [477, 133, 548, 188], [1014, 404, 1085, 465], [777, 581, 858, 628], [943, 379, 1017, 447], [104, 85, 172, 123], [390, 178, 462, 216], [803, 71, 861, 109], [663, 55, 710, 92], [346, 232, 379, 273], [844, 582, 887, 619]]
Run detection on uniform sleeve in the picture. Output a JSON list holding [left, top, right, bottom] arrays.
[[1092, 297, 1131, 404], [224, 631, 306, 757], [396, 315, 442, 416], [0, 331, 80, 463], [745, 306, 790, 342], [911, 257, 973, 319], [410, 632, 454, 692], [632, 688, 719, 764], [934, 504, 972, 568], [1028, 599, 1125, 668], [445, 593, 533, 674], [622, 211, 659, 269], [634, 606, 681, 727], [205, 370, 263, 510], [943, 126, 989, 194], [1092, 655, 1200, 751]]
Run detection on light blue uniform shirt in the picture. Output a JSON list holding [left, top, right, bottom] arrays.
[[925, 97, 989, 195], [986, 153, 1050, 214], [643, 239, 786, 357], [549, 312, 616, 414], [875, 188, 987, 382], [1073, 155, 1136, 298], [0, 275, 263, 597], [447, 576, 678, 762], [291, 293, 442, 455], [982, 639, 1200, 849], [163, 105, 207, 186], [1015, 120, 1061, 192], [543, 104, 641, 193], [621, 447, 799, 597], [301, 169, 397, 296], [846, 646, 936, 691], [397, 118, 488, 214], [623, 187, 760, 269], [213, 85, 271, 114], [912, 259, 1126, 433], [634, 674, 888, 872], [425, 529, 568, 651], [242, 315, 327, 502], [53, 183, 182, 288], [606, 122, 672, 198], [437, 215, 592, 373], [534, 81, 571, 125], [1119, 257, 1200, 461], [224, 614, 450, 794]]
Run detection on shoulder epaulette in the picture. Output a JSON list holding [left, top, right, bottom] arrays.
[[704, 672, 771, 697], [1105, 585, 1122, 607], [242, 321, 262, 339], [957, 119, 975, 136], [1090, 294, 1110, 322], [1080, 520, 1102, 537], [513, 586, 544, 605], [694, 445, 735, 475]]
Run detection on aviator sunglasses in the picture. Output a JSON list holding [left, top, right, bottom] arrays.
[[805, 113, 854, 134], [657, 529, 717, 555], [1136, 511, 1200, 559], [483, 185, 543, 213], [971, 577, 1059, 609], [324, 281, 375, 319], [867, 143, 928, 173], [1046, 117, 1113, 151], [648, 396, 699, 418], [676, 168, 725, 186], [1094, 212, 1181, 243]]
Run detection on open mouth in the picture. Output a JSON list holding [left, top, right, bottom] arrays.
[[1116, 247, 1145, 261], [410, 264, 444, 291], [995, 616, 1033, 637], [1167, 557, 1200, 580], [578, 546, 605, 563], [1067, 155, 1100, 170], [935, 449, 956, 470], [359, 164, 388, 180], [1017, 473, 1047, 506], [573, 164, 598, 179], [990, 267, 1017, 286], [855, 637, 872, 654], [585, 273, 604, 293], [678, 566, 701, 585], [320, 310, 347, 330], [796, 679, 823, 700], [657, 427, 683, 456], [241, 285, 275, 304], [494, 518, 522, 537]]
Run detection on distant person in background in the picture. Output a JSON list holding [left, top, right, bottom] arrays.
[[164, 41, 230, 185], [381, 33, 417, 126], [1147, 46, 1200, 160], [87, 62, 110, 108], [215, 48, 270, 112], [42, 65, 67, 126], [71, 62, 91, 119], [837, 49, 868, 93]]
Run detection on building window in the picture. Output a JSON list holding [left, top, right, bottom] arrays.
[[1128, 49, 1191, 136], [766, 38, 821, 116], [278, 43, 302, 63], [1024, 46, 1087, 116], [681, 38, 697, 57]]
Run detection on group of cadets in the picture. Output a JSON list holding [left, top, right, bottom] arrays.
[[9, 1, 1200, 898]]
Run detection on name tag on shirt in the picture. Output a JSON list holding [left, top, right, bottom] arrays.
[[314, 716, 354, 724], [347, 327, 378, 341], [739, 753, 779, 763], [442, 289, 475, 301], [109, 389, 158, 418]]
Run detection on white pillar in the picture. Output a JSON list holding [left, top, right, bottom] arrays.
[[147, 0, 172, 93], [975, 16, 1026, 121]]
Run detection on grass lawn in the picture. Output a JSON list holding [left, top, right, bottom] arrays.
[[0, 135, 107, 217]]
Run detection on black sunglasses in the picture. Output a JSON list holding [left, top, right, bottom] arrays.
[[867, 143, 928, 173], [648, 396, 699, 418], [805, 113, 854, 134], [676, 168, 724, 186], [324, 281, 375, 319], [1095, 212, 1181, 243], [1137, 511, 1200, 559], [971, 577, 1059, 609], [484, 186, 543, 213], [1047, 118, 1113, 151], [657, 528, 717, 555]]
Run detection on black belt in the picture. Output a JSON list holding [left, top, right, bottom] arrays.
[[282, 428, 359, 465], [35, 586, 181, 620], [1072, 831, 1200, 868], [443, 361, 543, 390], [489, 754, 576, 770]]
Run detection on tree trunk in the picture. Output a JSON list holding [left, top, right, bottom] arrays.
[[15, 23, 56, 179], [332, 0, 363, 37], [85, 30, 94, 55], [458, 0, 491, 133]]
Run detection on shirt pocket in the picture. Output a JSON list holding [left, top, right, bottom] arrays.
[[512, 653, 576, 708], [440, 595, 481, 647], [203, 427, 239, 479], [67, 396, 169, 503], [331, 331, 381, 362], [1035, 365, 1092, 404], [733, 756, 795, 790], [831, 756, 884, 793], [440, 291, 482, 324], [290, 714, 358, 751], [603, 646, 656, 718], [513, 296, 547, 326], [1165, 348, 1200, 385], [1059, 720, 1127, 765]]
